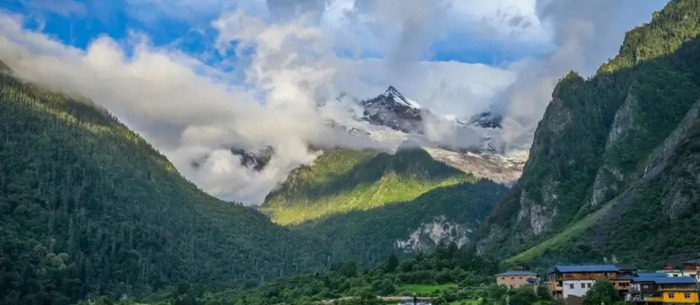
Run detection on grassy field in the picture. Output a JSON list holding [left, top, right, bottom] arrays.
[[399, 284, 459, 294]]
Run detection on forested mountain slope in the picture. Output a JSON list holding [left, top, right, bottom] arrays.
[[295, 180, 507, 265], [0, 63, 326, 305], [261, 148, 478, 225], [477, 0, 700, 267], [262, 148, 509, 263]]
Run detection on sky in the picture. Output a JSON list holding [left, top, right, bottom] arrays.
[[0, 0, 668, 204]]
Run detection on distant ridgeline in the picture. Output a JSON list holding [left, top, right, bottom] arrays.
[[261, 148, 508, 265], [262, 148, 479, 226], [0, 62, 327, 305], [477, 0, 700, 268]]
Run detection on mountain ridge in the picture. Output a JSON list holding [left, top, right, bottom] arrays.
[[476, 0, 700, 267], [261, 148, 477, 225]]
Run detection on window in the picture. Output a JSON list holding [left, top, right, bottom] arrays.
[[511, 277, 514, 280], [669, 293, 675, 298], [570, 284, 574, 289], [587, 283, 592, 288], [685, 293, 691, 299], [581, 283, 585, 289], [519, 277, 523, 280]]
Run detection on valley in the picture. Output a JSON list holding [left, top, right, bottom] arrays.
[[2, 0, 700, 305]]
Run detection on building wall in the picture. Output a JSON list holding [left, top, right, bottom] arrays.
[[682, 269, 699, 281], [614, 280, 630, 291], [562, 280, 595, 298], [662, 291, 699, 303], [553, 272, 618, 281], [497, 275, 535, 289]]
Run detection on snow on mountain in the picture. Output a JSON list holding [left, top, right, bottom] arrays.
[[358, 86, 424, 133], [320, 86, 527, 185], [423, 147, 526, 185], [233, 86, 526, 185], [381, 86, 422, 109]]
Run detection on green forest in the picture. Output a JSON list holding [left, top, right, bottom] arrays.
[[295, 181, 506, 265], [262, 149, 478, 225], [73, 245, 548, 305], [0, 66, 329, 305]]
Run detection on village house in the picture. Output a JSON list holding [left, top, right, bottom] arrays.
[[549, 265, 632, 301], [496, 270, 538, 289], [682, 259, 700, 281], [656, 266, 685, 277], [626, 276, 699, 304]]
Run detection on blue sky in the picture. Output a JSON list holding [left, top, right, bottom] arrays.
[[0, 0, 553, 66]]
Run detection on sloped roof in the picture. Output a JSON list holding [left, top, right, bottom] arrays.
[[637, 272, 669, 278], [554, 265, 619, 273], [632, 277, 697, 285], [497, 271, 537, 276], [683, 258, 700, 264], [619, 272, 677, 280]]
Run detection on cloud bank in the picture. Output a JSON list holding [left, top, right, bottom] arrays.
[[0, 0, 667, 204]]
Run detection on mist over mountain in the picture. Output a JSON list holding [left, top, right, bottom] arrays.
[[0, 0, 666, 205]]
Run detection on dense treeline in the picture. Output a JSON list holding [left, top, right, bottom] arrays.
[[91, 244, 511, 305], [296, 181, 507, 265], [0, 66, 327, 305]]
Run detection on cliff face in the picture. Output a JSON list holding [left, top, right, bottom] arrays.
[[476, 0, 700, 262]]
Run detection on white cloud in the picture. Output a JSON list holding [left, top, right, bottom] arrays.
[[0, 0, 668, 204], [489, 0, 668, 151]]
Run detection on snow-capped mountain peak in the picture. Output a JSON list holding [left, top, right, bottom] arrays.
[[381, 86, 422, 109], [358, 86, 424, 133]]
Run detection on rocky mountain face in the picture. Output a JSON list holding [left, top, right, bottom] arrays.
[[230, 145, 274, 171], [359, 86, 424, 133], [466, 111, 503, 129], [349, 85, 503, 136], [476, 0, 700, 267]]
